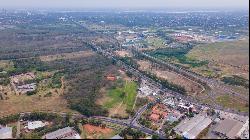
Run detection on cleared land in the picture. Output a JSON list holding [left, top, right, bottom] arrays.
[[0, 93, 75, 117], [187, 39, 249, 79], [82, 124, 116, 139], [216, 95, 249, 113]]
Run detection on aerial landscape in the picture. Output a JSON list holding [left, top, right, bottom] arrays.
[[0, 0, 249, 139]]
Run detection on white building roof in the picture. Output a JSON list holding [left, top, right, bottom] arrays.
[[27, 121, 46, 130], [0, 127, 12, 139], [174, 115, 212, 139], [44, 127, 80, 139], [111, 135, 123, 139]]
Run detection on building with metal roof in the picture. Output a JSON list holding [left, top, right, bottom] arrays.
[[173, 115, 212, 139], [212, 119, 244, 139], [0, 127, 12, 139], [43, 127, 81, 139]]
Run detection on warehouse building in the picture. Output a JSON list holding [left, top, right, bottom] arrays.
[[0, 127, 12, 139], [43, 127, 81, 139], [173, 115, 212, 139], [212, 119, 245, 139]]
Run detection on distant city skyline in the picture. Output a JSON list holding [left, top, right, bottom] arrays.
[[0, 0, 248, 10]]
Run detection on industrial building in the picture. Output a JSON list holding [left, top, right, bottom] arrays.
[[173, 115, 212, 139], [43, 127, 81, 139], [0, 127, 12, 139], [212, 119, 245, 139]]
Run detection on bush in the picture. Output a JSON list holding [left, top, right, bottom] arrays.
[[0, 114, 20, 125], [26, 90, 37, 96], [222, 75, 249, 88]]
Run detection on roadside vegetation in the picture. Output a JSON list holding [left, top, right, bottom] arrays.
[[147, 46, 208, 68], [221, 75, 249, 89]]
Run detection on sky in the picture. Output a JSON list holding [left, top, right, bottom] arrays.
[[0, 0, 248, 9]]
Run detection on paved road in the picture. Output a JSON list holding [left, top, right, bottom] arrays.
[[90, 44, 248, 116], [135, 50, 249, 102]]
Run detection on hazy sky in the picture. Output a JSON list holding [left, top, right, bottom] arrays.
[[0, 0, 248, 9]]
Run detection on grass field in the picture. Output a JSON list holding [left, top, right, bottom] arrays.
[[103, 81, 138, 113], [187, 39, 249, 79], [124, 81, 138, 111], [188, 39, 249, 66], [0, 93, 76, 117], [216, 95, 249, 113], [146, 37, 166, 48]]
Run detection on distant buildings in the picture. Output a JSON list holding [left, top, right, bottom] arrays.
[[10, 72, 37, 95], [0, 127, 12, 139], [43, 127, 81, 139], [173, 115, 212, 139]]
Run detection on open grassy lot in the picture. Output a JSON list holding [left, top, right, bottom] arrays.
[[0, 92, 76, 117], [187, 39, 249, 79], [98, 81, 138, 117], [188, 39, 249, 66], [124, 81, 138, 111], [216, 95, 249, 113], [146, 37, 166, 48], [104, 81, 138, 111]]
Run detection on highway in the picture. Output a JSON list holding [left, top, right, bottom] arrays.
[[20, 111, 166, 139], [89, 44, 248, 116], [70, 21, 248, 138], [135, 50, 249, 102]]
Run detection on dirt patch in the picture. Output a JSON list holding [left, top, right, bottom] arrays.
[[82, 124, 115, 139], [83, 124, 113, 134]]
